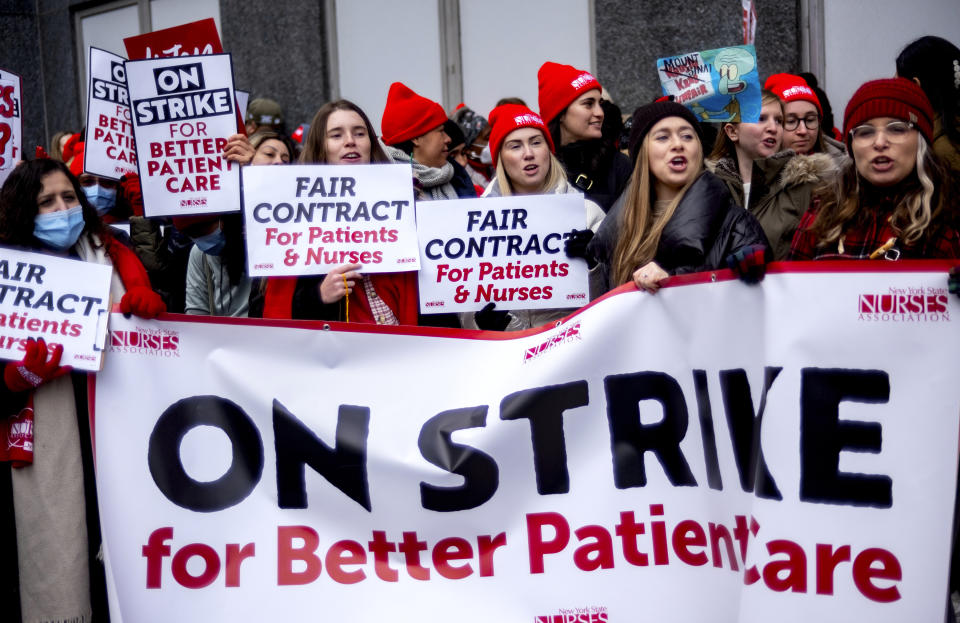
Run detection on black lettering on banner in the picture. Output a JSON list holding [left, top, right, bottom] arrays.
[[92, 78, 130, 106], [692, 370, 722, 490], [800, 368, 892, 508], [418, 406, 499, 512], [110, 60, 126, 84], [147, 395, 264, 512], [603, 371, 697, 489], [273, 399, 372, 511], [153, 62, 205, 93], [500, 382, 589, 495], [719, 367, 783, 500], [133, 88, 232, 125]]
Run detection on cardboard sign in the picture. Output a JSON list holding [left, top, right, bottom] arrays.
[[0, 246, 112, 371], [0, 69, 23, 187], [416, 194, 589, 313], [658, 45, 761, 123], [93, 265, 960, 622], [127, 54, 240, 217], [85, 47, 137, 180], [123, 18, 222, 60], [242, 163, 418, 276]]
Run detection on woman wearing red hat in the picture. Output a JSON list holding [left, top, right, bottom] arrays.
[[461, 104, 604, 330], [588, 101, 770, 293], [537, 62, 632, 213], [765, 73, 846, 161], [0, 158, 165, 622], [278, 99, 420, 326], [789, 77, 960, 263], [708, 89, 838, 259]]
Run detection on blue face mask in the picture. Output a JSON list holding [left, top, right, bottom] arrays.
[[192, 228, 226, 256], [34, 205, 85, 250], [83, 183, 117, 215]]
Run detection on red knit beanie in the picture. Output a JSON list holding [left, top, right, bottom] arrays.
[[537, 62, 602, 125], [487, 104, 555, 167], [380, 82, 448, 146], [843, 77, 934, 147], [764, 73, 822, 116]]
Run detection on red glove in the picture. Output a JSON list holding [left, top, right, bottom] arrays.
[[119, 172, 144, 217], [120, 285, 167, 319], [726, 244, 768, 284], [3, 338, 72, 393]]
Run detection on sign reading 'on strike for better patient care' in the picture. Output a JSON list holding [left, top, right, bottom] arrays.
[[85, 47, 137, 180], [417, 194, 590, 313], [242, 163, 419, 277], [0, 247, 112, 371], [126, 53, 240, 217]]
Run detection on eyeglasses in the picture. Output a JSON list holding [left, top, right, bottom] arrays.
[[784, 114, 820, 131], [849, 121, 916, 143]]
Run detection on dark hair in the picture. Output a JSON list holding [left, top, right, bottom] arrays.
[[219, 212, 247, 286], [0, 158, 106, 247], [300, 99, 390, 164], [249, 131, 298, 162], [495, 97, 527, 107], [896, 35, 960, 146], [798, 72, 836, 138]]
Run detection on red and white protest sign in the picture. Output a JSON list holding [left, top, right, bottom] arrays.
[[85, 47, 137, 180], [0, 246, 112, 371], [93, 263, 960, 621], [127, 54, 240, 217], [0, 69, 23, 187], [242, 163, 418, 276], [123, 18, 221, 60], [417, 194, 589, 313]]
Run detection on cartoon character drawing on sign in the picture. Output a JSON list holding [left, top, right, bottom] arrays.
[[691, 47, 756, 123]]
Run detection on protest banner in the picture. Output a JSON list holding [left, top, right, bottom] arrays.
[[416, 194, 590, 313], [93, 263, 960, 622], [0, 246, 112, 371], [0, 68, 23, 187], [658, 45, 761, 123], [85, 47, 137, 180], [242, 163, 418, 276], [127, 53, 240, 217]]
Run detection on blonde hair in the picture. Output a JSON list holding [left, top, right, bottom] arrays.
[[611, 133, 703, 285], [494, 151, 568, 196]]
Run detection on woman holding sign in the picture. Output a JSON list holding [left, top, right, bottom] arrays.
[[588, 100, 770, 293], [282, 99, 420, 325], [0, 158, 165, 622], [789, 78, 960, 263], [461, 104, 605, 331]]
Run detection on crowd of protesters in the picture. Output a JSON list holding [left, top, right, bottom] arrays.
[[1, 33, 960, 623]]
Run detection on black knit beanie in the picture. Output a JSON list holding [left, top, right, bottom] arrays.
[[628, 101, 704, 164]]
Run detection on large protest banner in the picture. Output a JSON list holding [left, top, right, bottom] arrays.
[[0, 247, 113, 370], [85, 47, 137, 180], [0, 68, 23, 187], [93, 264, 960, 622], [417, 194, 590, 313], [242, 164, 418, 276], [126, 53, 240, 217]]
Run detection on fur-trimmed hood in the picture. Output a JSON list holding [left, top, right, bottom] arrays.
[[706, 150, 839, 190]]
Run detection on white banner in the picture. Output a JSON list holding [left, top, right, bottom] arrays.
[[0, 246, 113, 370], [94, 264, 960, 622], [417, 194, 589, 313], [127, 54, 240, 217], [86, 47, 137, 180], [0, 68, 23, 187], [242, 163, 418, 276]]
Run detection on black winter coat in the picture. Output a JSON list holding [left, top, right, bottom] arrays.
[[587, 171, 771, 293], [557, 139, 633, 213]]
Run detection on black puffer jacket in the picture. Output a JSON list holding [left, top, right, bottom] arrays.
[[558, 139, 633, 213], [587, 171, 771, 293]]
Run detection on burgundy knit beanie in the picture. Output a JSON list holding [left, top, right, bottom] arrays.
[[487, 104, 555, 167], [537, 62, 602, 125], [843, 77, 935, 148], [380, 82, 448, 146], [627, 101, 704, 164]]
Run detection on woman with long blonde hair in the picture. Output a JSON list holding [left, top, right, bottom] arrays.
[[589, 100, 769, 293]]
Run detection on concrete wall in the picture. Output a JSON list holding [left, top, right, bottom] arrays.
[[595, 0, 801, 116]]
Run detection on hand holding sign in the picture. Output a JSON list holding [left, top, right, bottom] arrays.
[[3, 338, 71, 393], [320, 263, 362, 304]]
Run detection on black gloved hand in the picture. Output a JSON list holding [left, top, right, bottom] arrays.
[[949, 266, 960, 299], [474, 302, 511, 331], [564, 228, 596, 268]]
